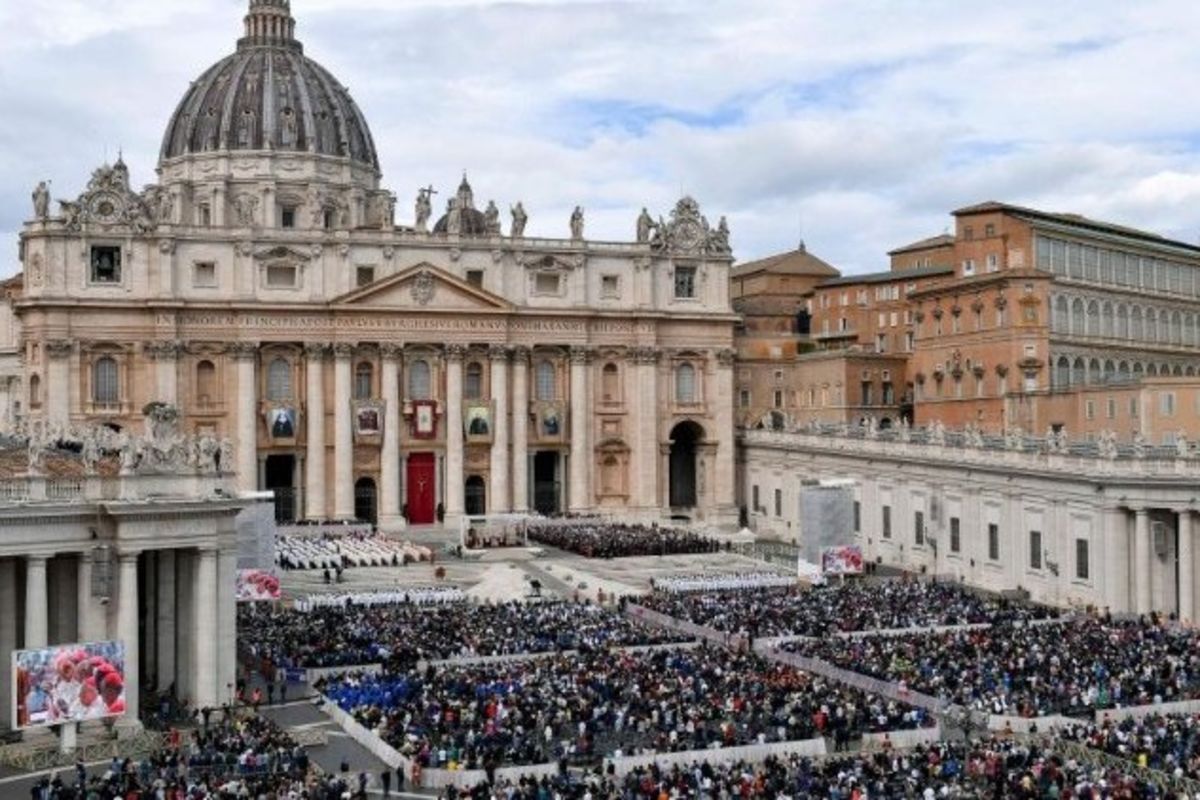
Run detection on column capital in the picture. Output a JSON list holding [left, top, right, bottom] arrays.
[[304, 342, 332, 360], [118, 550, 141, 564], [630, 346, 661, 365], [143, 340, 184, 360], [446, 344, 468, 363], [26, 554, 48, 567], [510, 345, 531, 365], [229, 342, 260, 361], [380, 342, 404, 361], [332, 342, 357, 360], [46, 339, 75, 359], [569, 345, 594, 365], [488, 344, 511, 363], [714, 348, 736, 367]]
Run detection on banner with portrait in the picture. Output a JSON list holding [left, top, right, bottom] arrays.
[[267, 406, 297, 439], [236, 569, 282, 602], [411, 400, 437, 439], [466, 406, 491, 437], [13, 641, 127, 729], [821, 545, 864, 576], [354, 402, 383, 436]]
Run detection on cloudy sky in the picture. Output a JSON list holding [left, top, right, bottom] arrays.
[[2, 0, 1200, 278]]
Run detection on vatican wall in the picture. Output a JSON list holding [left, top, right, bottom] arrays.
[[741, 428, 1200, 618]]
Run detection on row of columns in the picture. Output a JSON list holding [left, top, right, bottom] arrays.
[[1127, 508, 1198, 621], [1, 547, 229, 735]]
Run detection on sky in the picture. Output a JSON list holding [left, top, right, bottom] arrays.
[[2, 0, 1200, 278]]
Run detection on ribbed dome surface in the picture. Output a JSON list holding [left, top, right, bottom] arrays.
[[159, 1, 379, 171]]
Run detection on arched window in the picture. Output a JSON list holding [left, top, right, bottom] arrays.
[[196, 360, 216, 407], [1117, 304, 1129, 340], [676, 363, 697, 404], [1055, 357, 1070, 388], [267, 358, 292, 401], [601, 455, 621, 495], [29, 374, 41, 408], [1071, 358, 1085, 386], [408, 359, 431, 400], [93, 357, 119, 406], [464, 362, 483, 400], [535, 360, 556, 402], [1171, 311, 1183, 345], [1053, 296, 1068, 333], [601, 363, 619, 403], [1130, 306, 1144, 341], [1146, 308, 1159, 343], [1087, 359, 1101, 385], [354, 362, 373, 400], [1071, 298, 1085, 335], [1086, 300, 1099, 337], [1101, 302, 1114, 338]]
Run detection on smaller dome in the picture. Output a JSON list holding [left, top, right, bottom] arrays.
[[433, 175, 489, 235]]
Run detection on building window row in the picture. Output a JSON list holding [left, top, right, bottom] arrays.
[[1051, 353, 1198, 388], [1037, 234, 1200, 298], [1051, 293, 1200, 346]]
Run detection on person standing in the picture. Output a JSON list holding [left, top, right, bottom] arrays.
[[381, 768, 391, 797]]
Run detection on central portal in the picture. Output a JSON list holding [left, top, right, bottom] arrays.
[[406, 453, 436, 525], [533, 451, 560, 515]]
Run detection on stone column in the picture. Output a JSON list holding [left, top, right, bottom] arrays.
[[46, 339, 73, 426], [148, 341, 181, 406], [156, 550, 176, 693], [511, 348, 530, 512], [216, 545, 237, 708], [380, 344, 403, 529], [712, 349, 737, 520], [1180, 511, 1194, 623], [633, 348, 661, 511], [568, 347, 592, 512], [489, 346, 511, 513], [445, 345, 466, 523], [0, 559, 16, 733], [25, 556, 48, 650], [193, 548, 218, 710], [1134, 508, 1152, 615], [1105, 509, 1131, 614], [333, 344, 355, 520], [116, 552, 140, 723], [231, 343, 259, 495], [304, 344, 329, 520], [77, 550, 107, 643]]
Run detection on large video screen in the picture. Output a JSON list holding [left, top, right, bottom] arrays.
[[12, 641, 127, 729]]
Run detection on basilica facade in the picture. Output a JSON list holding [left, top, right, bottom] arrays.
[[10, 0, 739, 530]]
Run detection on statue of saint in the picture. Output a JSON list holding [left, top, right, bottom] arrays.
[[570, 206, 585, 241], [510, 202, 528, 238], [415, 187, 433, 232], [32, 181, 50, 220], [446, 198, 462, 236], [484, 200, 501, 235], [636, 207, 654, 243]]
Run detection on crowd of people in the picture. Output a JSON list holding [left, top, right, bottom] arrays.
[[527, 522, 722, 559], [1061, 711, 1200, 782], [322, 645, 933, 771], [275, 533, 432, 571], [650, 572, 796, 594], [239, 599, 691, 672], [637, 578, 1060, 638], [293, 586, 465, 611], [436, 737, 1192, 798], [786, 615, 1200, 716]]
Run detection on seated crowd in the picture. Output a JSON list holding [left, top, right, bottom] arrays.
[[527, 522, 722, 559], [275, 533, 431, 571], [322, 646, 932, 771], [293, 586, 465, 612], [637, 578, 1060, 638], [239, 599, 691, 671], [438, 737, 1183, 799], [1061, 711, 1200, 782], [786, 615, 1200, 717], [651, 572, 795, 594]]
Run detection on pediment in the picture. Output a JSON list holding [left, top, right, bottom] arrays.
[[253, 245, 312, 263], [331, 264, 513, 311]]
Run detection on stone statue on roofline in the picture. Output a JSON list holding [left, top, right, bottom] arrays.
[[510, 202, 528, 238]]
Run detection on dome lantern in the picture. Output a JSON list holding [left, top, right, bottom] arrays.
[[240, 0, 300, 53]]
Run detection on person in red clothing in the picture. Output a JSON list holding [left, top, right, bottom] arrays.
[[100, 671, 125, 714]]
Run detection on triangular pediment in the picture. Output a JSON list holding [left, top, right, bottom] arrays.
[[332, 264, 513, 311]]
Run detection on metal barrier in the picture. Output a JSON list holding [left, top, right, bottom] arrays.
[[0, 729, 166, 772], [761, 645, 947, 714], [624, 604, 748, 650], [1029, 734, 1200, 796]]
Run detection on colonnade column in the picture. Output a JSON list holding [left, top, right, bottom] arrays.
[[1180, 511, 1194, 623], [511, 348, 530, 512], [489, 346, 511, 513], [1134, 508, 1152, 615], [634, 347, 660, 511], [76, 550, 107, 643], [155, 550, 176, 693], [568, 347, 592, 512], [0, 559, 16, 733], [380, 345, 403, 528], [231, 343, 259, 495], [25, 556, 48, 650], [444, 345, 466, 522], [116, 552, 140, 723], [1105, 508, 1131, 614], [304, 344, 329, 521], [46, 339, 73, 426], [193, 548, 218, 710], [713, 349, 737, 518], [333, 344, 355, 520]]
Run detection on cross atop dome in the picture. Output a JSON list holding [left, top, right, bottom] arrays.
[[240, 0, 301, 52]]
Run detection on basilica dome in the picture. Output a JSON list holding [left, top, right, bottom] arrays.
[[159, 0, 379, 172]]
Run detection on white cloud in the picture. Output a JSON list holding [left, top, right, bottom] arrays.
[[1, 0, 1199, 278]]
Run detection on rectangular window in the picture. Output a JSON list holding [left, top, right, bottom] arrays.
[[739, 389, 750, 408], [962, 260, 976, 276], [1076, 539, 1090, 580], [861, 382, 872, 406], [950, 517, 961, 553], [1029, 530, 1043, 570], [1107, 398, 1116, 419], [535, 272, 561, 295], [774, 489, 782, 518], [1160, 392, 1177, 416], [904, 332, 914, 352], [988, 523, 1000, 561], [674, 266, 696, 299], [1085, 400, 1095, 420], [266, 265, 297, 288], [752, 486, 760, 513], [192, 261, 216, 288], [1130, 397, 1139, 418], [882, 506, 892, 539], [985, 223, 995, 237], [90, 246, 122, 284], [853, 501, 861, 533], [465, 269, 484, 288], [773, 390, 783, 408], [356, 266, 376, 288], [601, 275, 619, 298], [198, 205, 211, 227], [986, 254, 999, 273], [914, 510, 925, 546], [281, 207, 296, 229]]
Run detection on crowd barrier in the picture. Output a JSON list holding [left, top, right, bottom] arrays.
[[758, 645, 947, 715], [305, 663, 381, 684], [859, 726, 942, 750], [838, 623, 991, 640], [624, 604, 747, 650], [418, 640, 704, 671], [986, 714, 1075, 734], [1094, 698, 1200, 723], [276, 523, 374, 538], [604, 737, 827, 779], [1031, 735, 1200, 797]]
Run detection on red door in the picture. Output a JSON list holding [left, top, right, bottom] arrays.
[[406, 453, 436, 525]]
